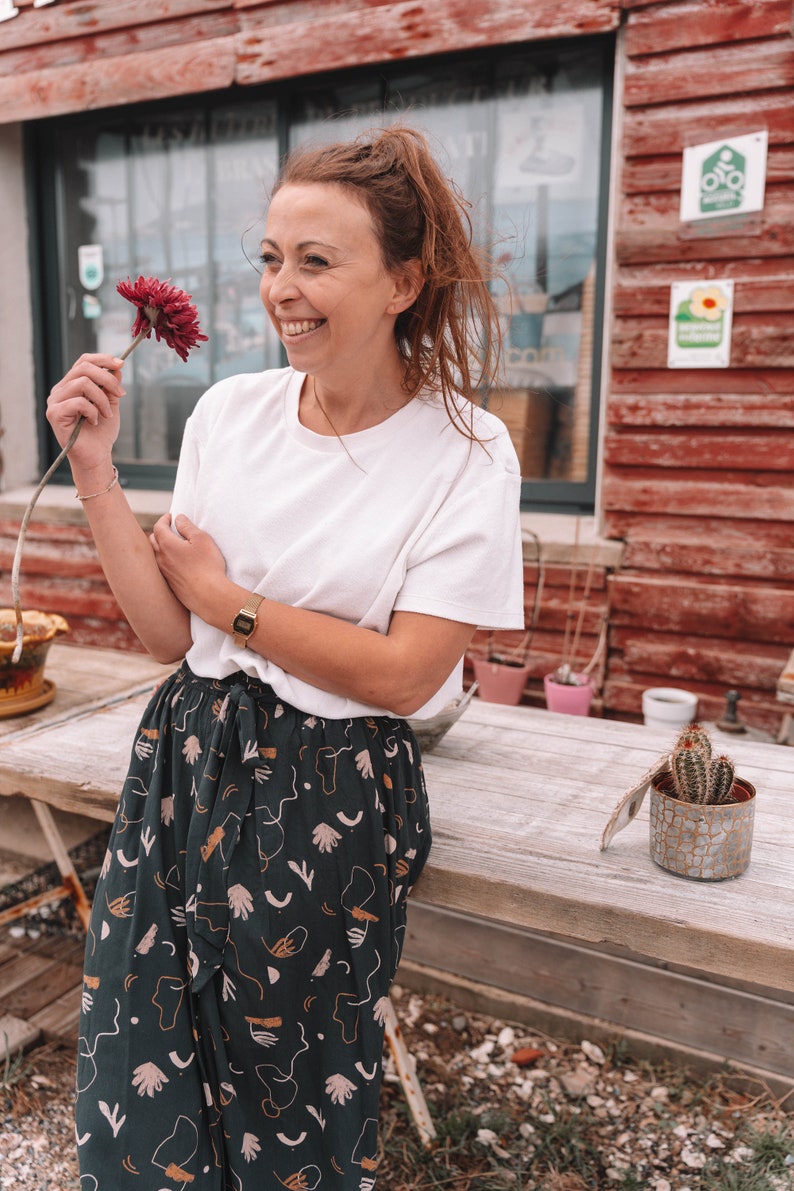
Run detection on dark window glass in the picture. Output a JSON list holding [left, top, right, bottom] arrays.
[[33, 38, 611, 508]]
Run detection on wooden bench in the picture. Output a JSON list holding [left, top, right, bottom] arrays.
[[0, 646, 172, 931], [0, 646, 793, 1095]]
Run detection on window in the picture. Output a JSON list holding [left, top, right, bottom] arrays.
[[31, 38, 612, 507]]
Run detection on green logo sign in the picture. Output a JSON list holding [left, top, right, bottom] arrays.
[[699, 145, 745, 214], [674, 285, 728, 349]]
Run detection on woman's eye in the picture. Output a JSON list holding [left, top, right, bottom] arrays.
[[305, 255, 328, 269], [259, 252, 279, 267]]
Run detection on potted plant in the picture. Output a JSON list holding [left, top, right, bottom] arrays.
[[600, 722, 756, 881], [648, 722, 756, 880], [470, 530, 543, 705], [543, 665, 595, 715], [0, 609, 69, 715], [406, 682, 479, 752], [543, 527, 604, 716], [472, 636, 533, 705]]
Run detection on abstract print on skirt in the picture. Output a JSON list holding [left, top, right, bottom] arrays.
[[75, 664, 431, 1190]]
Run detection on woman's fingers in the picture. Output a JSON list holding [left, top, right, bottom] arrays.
[[48, 355, 126, 426]]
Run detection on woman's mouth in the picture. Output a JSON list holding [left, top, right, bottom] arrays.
[[281, 319, 325, 338]]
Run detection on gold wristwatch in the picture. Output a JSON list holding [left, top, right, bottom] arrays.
[[231, 593, 265, 647]]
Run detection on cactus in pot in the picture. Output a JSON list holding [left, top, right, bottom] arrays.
[[649, 722, 756, 880], [670, 723, 738, 806]]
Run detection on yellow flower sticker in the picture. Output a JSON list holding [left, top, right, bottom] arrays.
[[689, 285, 729, 322]]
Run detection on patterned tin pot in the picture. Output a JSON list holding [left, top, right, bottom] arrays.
[[649, 771, 756, 881]]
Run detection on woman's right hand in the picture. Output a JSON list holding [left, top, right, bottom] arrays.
[[46, 353, 126, 468]]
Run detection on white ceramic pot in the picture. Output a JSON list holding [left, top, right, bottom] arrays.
[[642, 687, 698, 730]]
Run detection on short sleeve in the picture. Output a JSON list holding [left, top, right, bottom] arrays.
[[394, 464, 525, 630]]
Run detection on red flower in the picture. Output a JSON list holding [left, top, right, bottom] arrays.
[[116, 276, 208, 362]]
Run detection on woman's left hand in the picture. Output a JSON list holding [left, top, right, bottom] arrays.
[[150, 514, 227, 616]]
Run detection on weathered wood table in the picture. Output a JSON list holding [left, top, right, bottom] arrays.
[[0, 643, 172, 927], [411, 703, 794, 1087], [0, 661, 791, 1085]]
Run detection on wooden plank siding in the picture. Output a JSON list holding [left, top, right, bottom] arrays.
[[0, 0, 622, 123], [0, 519, 143, 652], [605, 0, 794, 734]]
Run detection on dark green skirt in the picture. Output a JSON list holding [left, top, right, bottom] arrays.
[[75, 664, 431, 1190]]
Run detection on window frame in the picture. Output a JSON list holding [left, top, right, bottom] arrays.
[[27, 36, 614, 510]]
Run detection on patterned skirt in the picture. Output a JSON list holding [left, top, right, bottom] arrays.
[[75, 663, 431, 1190]]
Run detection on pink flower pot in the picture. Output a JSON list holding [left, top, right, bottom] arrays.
[[472, 658, 530, 705], [543, 672, 594, 716]]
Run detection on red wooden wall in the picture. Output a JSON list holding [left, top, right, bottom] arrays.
[[1, 0, 792, 733], [0, 517, 141, 652], [603, 0, 794, 732], [0, 0, 621, 122]]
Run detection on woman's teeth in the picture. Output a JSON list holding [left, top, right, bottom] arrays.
[[282, 320, 323, 336]]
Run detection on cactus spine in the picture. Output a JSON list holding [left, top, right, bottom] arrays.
[[670, 723, 736, 806]]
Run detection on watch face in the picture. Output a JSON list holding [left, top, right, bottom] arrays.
[[233, 612, 256, 636]]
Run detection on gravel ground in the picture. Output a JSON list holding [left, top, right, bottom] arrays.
[[1, 837, 792, 1189], [2, 984, 793, 1190]]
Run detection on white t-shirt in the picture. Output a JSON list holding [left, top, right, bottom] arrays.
[[171, 367, 524, 719]]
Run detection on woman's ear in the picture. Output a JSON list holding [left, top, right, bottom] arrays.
[[386, 258, 424, 315]]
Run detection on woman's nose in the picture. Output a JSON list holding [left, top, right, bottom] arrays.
[[266, 263, 300, 304]]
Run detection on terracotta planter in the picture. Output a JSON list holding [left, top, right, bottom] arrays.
[[543, 672, 594, 716], [472, 658, 530, 705], [0, 609, 69, 715], [649, 771, 756, 881]]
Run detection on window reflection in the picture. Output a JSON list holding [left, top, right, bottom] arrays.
[[49, 42, 607, 494], [57, 109, 280, 465]]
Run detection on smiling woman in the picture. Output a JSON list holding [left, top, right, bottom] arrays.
[[46, 124, 525, 1191], [258, 181, 422, 436]]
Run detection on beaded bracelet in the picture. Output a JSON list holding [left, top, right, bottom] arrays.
[[76, 466, 119, 501]]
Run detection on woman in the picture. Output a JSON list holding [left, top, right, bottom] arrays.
[[48, 126, 524, 1190]]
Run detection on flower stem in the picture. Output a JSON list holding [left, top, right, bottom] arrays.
[[10, 323, 151, 663]]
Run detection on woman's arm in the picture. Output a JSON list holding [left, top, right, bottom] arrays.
[[152, 513, 475, 715], [46, 355, 192, 662]]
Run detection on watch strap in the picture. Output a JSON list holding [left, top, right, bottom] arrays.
[[231, 593, 265, 647]]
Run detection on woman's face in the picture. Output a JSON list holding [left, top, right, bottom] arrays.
[[259, 182, 411, 384]]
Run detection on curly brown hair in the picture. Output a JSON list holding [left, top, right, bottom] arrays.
[[273, 125, 501, 437]]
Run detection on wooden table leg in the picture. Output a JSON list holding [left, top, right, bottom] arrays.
[[28, 800, 92, 931], [383, 994, 437, 1147]]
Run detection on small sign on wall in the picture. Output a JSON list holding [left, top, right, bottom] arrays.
[[680, 131, 768, 223], [667, 280, 734, 369], [78, 244, 104, 291]]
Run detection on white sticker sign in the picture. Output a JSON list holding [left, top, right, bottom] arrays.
[[667, 280, 734, 369], [680, 131, 768, 223], [78, 243, 104, 291]]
